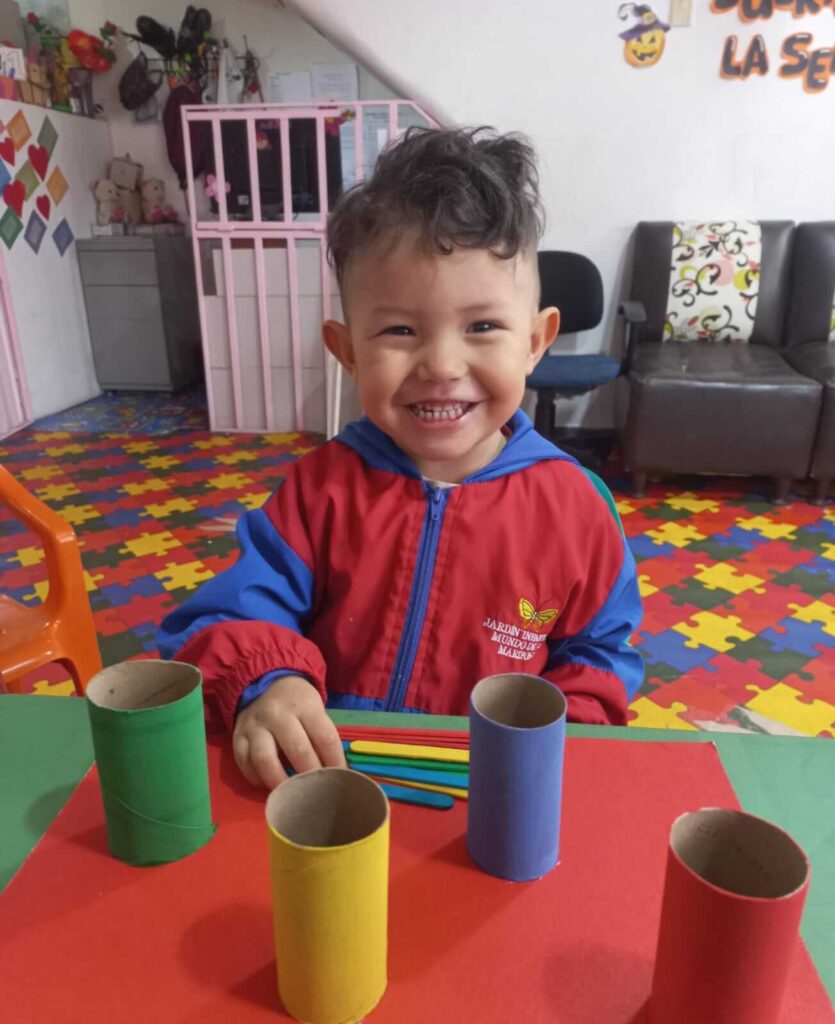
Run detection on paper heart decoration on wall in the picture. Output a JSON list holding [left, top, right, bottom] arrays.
[[28, 144, 49, 180], [0, 137, 15, 166], [36, 194, 50, 219], [3, 179, 24, 217]]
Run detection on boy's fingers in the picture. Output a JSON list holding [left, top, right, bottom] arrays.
[[276, 715, 322, 775], [303, 710, 346, 768], [248, 729, 288, 789], [232, 733, 260, 787]]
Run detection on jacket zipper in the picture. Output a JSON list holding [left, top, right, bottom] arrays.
[[384, 485, 448, 712]]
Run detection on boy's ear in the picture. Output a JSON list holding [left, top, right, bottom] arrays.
[[322, 320, 356, 375], [527, 306, 560, 372]]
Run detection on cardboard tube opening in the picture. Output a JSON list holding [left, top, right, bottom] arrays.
[[671, 808, 809, 899], [266, 768, 388, 848], [472, 673, 566, 729], [87, 661, 201, 711]]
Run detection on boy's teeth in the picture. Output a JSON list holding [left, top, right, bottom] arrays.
[[412, 403, 469, 420]]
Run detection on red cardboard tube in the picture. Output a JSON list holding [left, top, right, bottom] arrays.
[[649, 808, 810, 1024]]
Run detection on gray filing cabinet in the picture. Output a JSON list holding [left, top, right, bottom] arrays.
[[77, 236, 203, 391]]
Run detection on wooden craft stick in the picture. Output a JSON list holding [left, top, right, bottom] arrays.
[[337, 727, 470, 750], [346, 752, 469, 774], [350, 740, 469, 764], [378, 783, 454, 809], [351, 761, 469, 788], [369, 775, 468, 800]]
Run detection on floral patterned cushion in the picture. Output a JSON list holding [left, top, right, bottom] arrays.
[[664, 221, 761, 343]]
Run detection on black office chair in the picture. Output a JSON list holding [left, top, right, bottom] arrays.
[[526, 251, 620, 469]]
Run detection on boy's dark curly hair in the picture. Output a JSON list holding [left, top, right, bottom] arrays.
[[327, 125, 544, 286]]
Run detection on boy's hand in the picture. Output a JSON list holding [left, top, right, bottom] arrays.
[[233, 675, 346, 788]]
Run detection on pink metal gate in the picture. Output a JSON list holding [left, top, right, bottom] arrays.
[[181, 100, 436, 436]]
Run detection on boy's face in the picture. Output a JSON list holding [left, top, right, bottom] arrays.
[[323, 238, 559, 483]]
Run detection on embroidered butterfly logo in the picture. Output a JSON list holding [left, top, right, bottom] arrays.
[[518, 598, 558, 632]]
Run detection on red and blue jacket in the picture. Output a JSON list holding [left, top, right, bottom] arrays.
[[157, 410, 643, 732]]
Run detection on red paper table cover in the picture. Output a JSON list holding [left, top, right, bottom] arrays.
[[0, 737, 829, 1023]]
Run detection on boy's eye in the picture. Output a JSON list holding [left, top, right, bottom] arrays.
[[468, 321, 501, 334], [380, 325, 414, 337]]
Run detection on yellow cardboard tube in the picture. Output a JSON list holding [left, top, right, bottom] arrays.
[[266, 768, 389, 1024], [350, 740, 469, 764]]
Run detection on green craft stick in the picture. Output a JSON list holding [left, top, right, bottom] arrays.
[[85, 661, 216, 867], [345, 752, 469, 773]]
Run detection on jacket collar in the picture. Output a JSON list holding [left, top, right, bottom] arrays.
[[335, 409, 577, 482]]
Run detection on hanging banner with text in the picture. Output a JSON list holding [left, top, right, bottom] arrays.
[[712, 0, 835, 92]]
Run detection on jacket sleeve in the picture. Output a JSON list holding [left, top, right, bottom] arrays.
[[156, 505, 326, 733], [541, 475, 644, 725]]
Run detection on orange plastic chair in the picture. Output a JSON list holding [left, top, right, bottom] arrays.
[[0, 463, 102, 694]]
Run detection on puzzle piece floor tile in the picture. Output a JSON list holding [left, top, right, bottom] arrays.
[[648, 675, 742, 717], [693, 562, 766, 595], [758, 618, 832, 659], [772, 565, 835, 598], [631, 548, 706, 586], [627, 696, 698, 730], [639, 591, 702, 635], [736, 540, 817, 575], [788, 598, 835, 638], [782, 659, 835, 706], [744, 683, 835, 738], [673, 612, 754, 653], [725, 584, 812, 633], [725, 637, 814, 681], [636, 630, 718, 673], [665, 578, 736, 612], [641, 662, 682, 686]]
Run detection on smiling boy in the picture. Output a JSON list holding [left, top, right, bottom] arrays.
[[157, 127, 643, 788]]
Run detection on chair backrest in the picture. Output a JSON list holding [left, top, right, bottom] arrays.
[[537, 251, 603, 334], [629, 220, 794, 347], [0, 463, 85, 614], [783, 221, 835, 348]]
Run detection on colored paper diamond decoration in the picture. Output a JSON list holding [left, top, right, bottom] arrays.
[[7, 110, 31, 151], [24, 210, 46, 254], [0, 206, 23, 249], [52, 216, 74, 256], [46, 166, 68, 205]]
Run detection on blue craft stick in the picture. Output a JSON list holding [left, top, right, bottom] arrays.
[[379, 783, 454, 809], [349, 760, 469, 789]]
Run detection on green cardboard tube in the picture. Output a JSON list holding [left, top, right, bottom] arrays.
[[85, 661, 216, 866]]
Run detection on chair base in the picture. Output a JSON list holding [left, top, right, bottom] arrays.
[[629, 471, 795, 505], [548, 427, 616, 474], [813, 478, 832, 506]]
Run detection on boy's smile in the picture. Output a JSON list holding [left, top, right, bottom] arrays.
[[324, 239, 559, 482]]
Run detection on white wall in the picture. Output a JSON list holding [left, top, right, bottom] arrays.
[[0, 100, 111, 418], [68, 0, 399, 223], [284, 0, 835, 427]]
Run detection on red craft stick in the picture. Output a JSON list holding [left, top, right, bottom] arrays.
[[336, 725, 469, 749]]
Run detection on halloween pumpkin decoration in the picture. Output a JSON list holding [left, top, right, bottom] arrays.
[[618, 3, 670, 68]]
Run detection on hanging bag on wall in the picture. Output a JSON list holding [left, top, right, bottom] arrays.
[[118, 52, 163, 112]]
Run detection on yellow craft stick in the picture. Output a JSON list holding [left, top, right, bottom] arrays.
[[350, 740, 469, 764], [369, 774, 468, 801]]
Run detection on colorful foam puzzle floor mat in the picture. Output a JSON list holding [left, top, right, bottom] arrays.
[[1, 426, 833, 737]]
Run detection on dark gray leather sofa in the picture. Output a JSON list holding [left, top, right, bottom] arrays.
[[621, 221, 822, 503], [781, 222, 835, 504]]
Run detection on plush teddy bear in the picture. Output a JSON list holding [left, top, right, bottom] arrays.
[[92, 178, 122, 225], [116, 184, 142, 225], [140, 177, 179, 223]]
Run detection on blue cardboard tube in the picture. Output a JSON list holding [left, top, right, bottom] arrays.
[[467, 673, 567, 882]]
